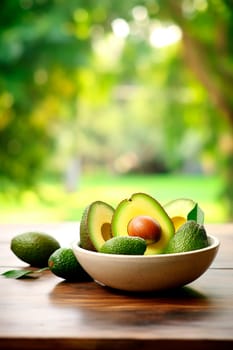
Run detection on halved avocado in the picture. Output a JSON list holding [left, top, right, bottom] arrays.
[[111, 193, 175, 255], [80, 201, 115, 251], [164, 198, 204, 232]]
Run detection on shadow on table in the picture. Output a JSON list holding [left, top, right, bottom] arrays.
[[49, 280, 214, 327]]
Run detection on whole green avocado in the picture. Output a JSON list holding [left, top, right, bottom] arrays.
[[165, 221, 208, 254]]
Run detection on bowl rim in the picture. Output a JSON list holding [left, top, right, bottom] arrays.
[[72, 234, 220, 259]]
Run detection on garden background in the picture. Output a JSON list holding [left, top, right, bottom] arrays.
[[0, 0, 232, 224]]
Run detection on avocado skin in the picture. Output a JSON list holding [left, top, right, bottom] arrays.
[[80, 204, 96, 251], [11, 232, 60, 267], [80, 201, 115, 252], [48, 247, 92, 281], [165, 221, 209, 254], [100, 236, 147, 255]]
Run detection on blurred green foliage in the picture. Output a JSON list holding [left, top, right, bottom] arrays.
[[0, 0, 232, 219], [0, 173, 226, 224]]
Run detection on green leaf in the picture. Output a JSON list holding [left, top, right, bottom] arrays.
[[1, 267, 49, 279], [187, 203, 204, 224], [1, 269, 34, 279]]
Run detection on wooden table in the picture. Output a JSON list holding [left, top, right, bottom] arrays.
[[0, 222, 232, 350]]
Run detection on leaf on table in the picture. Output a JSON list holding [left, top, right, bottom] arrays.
[[1, 267, 49, 279]]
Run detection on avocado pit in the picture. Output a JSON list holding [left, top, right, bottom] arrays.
[[127, 215, 162, 244]]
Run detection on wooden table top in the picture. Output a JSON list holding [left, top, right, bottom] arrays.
[[0, 222, 232, 350]]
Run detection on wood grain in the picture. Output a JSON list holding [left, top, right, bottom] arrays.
[[0, 222, 232, 350]]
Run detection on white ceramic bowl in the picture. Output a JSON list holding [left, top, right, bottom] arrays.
[[72, 235, 219, 292]]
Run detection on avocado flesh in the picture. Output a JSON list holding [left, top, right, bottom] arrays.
[[164, 198, 196, 231], [80, 201, 114, 251], [111, 193, 175, 255]]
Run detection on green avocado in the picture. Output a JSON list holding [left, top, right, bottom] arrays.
[[11, 232, 60, 267], [100, 236, 147, 255], [165, 221, 209, 254], [48, 247, 92, 281], [164, 198, 204, 231], [111, 193, 175, 255], [80, 201, 115, 252]]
